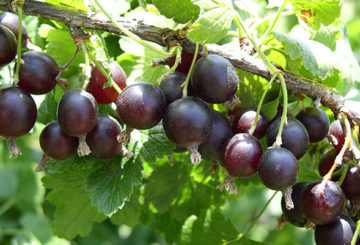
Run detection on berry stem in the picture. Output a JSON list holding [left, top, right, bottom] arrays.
[[6, 138, 21, 158], [187, 143, 202, 164], [216, 176, 237, 195], [249, 72, 278, 135], [77, 135, 91, 156], [80, 43, 91, 90], [35, 154, 50, 172], [273, 74, 288, 147], [85, 42, 123, 95], [182, 42, 199, 97], [282, 186, 294, 210], [250, 10, 293, 33], [351, 220, 360, 245], [338, 163, 349, 186], [157, 45, 182, 84], [13, 5, 24, 85], [56, 48, 80, 81], [92, 0, 177, 57], [243, 191, 278, 238]]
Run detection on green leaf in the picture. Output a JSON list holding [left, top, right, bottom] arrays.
[[312, 25, 342, 51], [128, 124, 176, 163], [153, 0, 200, 23], [42, 162, 106, 239], [0, 166, 17, 198], [188, 0, 235, 43], [262, 95, 280, 121], [37, 91, 58, 125], [20, 214, 53, 244], [290, 0, 341, 30], [45, 0, 87, 11], [86, 155, 143, 216], [179, 209, 241, 245]]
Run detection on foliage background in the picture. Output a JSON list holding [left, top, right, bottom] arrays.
[[0, 0, 359, 244]]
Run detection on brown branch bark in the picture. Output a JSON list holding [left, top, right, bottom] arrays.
[[0, 0, 358, 124]]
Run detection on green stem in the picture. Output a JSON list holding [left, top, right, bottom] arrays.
[[157, 46, 182, 84], [0, 198, 15, 216], [13, 6, 24, 84], [273, 75, 288, 147], [351, 220, 360, 245], [85, 42, 122, 95], [259, 0, 288, 45], [243, 191, 278, 238], [338, 163, 349, 186], [182, 42, 199, 97], [80, 43, 91, 90], [249, 72, 278, 135], [93, 0, 176, 57], [250, 10, 293, 33]]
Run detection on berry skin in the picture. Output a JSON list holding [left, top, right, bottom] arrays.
[[199, 111, 233, 163], [296, 107, 330, 142], [158, 72, 186, 105], [281, 182, 309, 227], [167, 51, 199, 74], [86, 114, 123, 159], [223, 133, 263, 177], [315, 215, 356, 245], [301, 180, 345, 225], [0, 87, 37, 138], [318, 148, 341, 181], [232, 108, 269, 139], [258, 147, 298, 190], [116, 83, 166, 130], [190, 54, 239, 104], [0, 25, 17, 66], [57, 88, 98, 137], [40, 122, 78, 160], [0, 12, 27, 45], [266, 117, 309, 159], [86, 62, 127, 104], [328, 120, 345, 152], [341, 166, 360, 199], [18, 51, 59, 94]]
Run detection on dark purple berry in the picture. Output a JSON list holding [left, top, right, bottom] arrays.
[[158, 72, 186, 105], [86, 114, 122, 159], [40, 122, 78, 160], [315, 215, 356, 245], [223, 133, 263, 177], [301, 180, 344, 225], [167, 51, 199, 74], [341, 166, 360, 199], [329, 120, 345, 152], [0, 12, 27, 45], [116, 83, 166, 130], [318, 148, 341, 181], [232, 108, 268, 139], [57, 88, 98, 137], [190, 54, 239, 104], [199, 111, 233, 163], [0, 25, 16, 66], [266, 117, 309, 159], [296, 107, 330, 142], [18, 51, 59, 94]]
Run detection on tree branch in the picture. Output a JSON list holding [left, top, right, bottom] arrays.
[[0, 0, 358, 124]]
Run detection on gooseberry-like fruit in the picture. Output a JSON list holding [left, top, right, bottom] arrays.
[[158, 72, 186, 105], [296, 107, 330, 142], [341, 166, 360, 199], [190, 54, 239, 104], [18, 51, 59, 94], [0, 25, 17, 66], [301, 180, 344, 225], [199, 111, 233, 163], [0, 12, 27, 45], [167, 51, 199, 74], [116, 83, 166, 130], [328, 120, 345, 152], [0, 87, 37, 157], [86, 62, 127, 104], [266, 117, 309, 159], [314, 215, 356, 245], [223, 133, 263, 177], [281, 182, 309, 227], [232, 108, 269, 139], [163, 97, 212, 164]]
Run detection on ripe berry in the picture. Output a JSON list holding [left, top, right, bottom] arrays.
[[281, 182, 309, 227], [163, 97, 212, 164], [0, 25, 17, 66], [0, 12, 27, 45], [17, 51, 59, 94], [341, 166, 360, 199], [167, 51, 199, 74], [223, 133, 263, 177], [0, 87, 37, 157], [86, 114, 124, 159], [39, 121, 78, 160], [296, 107, 330, 142], [158, 72, 186, 105], [328, 120, 345, 151], [86, 62, 127, 104], [301, 180, 344, 225], [232, 108, 269, 139], [190, 54, 239, 104], [199, 111, 233, 163], [318, 148, 341, 180], [116, 83, 166, 130], [315, 215, 356, 245], [266, 117, 309, 159], [57, 88, 98, 156]]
